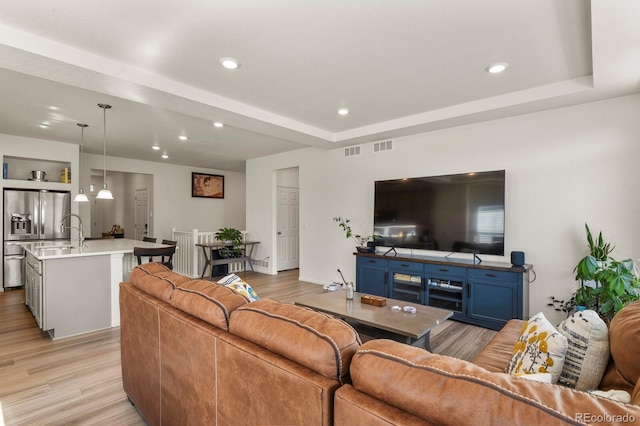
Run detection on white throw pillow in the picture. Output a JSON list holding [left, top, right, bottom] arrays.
[[557, 309, 609, 390], [506, 312, 568, 384], [514, 373, 552, 384]]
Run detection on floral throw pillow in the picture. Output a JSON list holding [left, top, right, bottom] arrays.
[[217, 273, 260, 302], [506, 312, 568, 384], [225, 281, 259, 302]]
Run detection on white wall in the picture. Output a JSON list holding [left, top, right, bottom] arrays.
[[82, 154, 246, 242], [246, 94, 640, 324], [0, 134, 79, 204], [89, 171, 153, 238], [0, 133, 80, 227], [1, 134, 246, 244], [276, 167, 300, 188]]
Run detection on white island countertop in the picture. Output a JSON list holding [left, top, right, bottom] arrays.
[[22, 237, 172, 339], [23, 238, 167, 260]]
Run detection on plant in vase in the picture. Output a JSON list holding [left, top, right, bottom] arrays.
[[551, 223, 640, 322], [574, 223, 614, 283], [215, 227, 245, 258], [333, 217, 378, 253]]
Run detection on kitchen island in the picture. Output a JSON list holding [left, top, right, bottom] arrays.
[[23, 238, 167, 339]]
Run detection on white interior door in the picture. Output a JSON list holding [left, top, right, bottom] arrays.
[[276, 187, 299, 271], [90, 195, 103, 238], [134, 188, 150, 241]]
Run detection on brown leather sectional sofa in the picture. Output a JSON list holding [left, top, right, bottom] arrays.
[[120, 263, 361, 425], [121, 263, 640, 425], [337, 302, 640, 425]]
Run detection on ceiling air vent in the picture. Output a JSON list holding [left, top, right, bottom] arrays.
[[344, 146, 361, 157], [373, 140, 393, 153]]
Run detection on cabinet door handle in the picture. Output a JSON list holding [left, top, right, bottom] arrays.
[[400, 263, 409, 267], [368, 260, 376, 263], [486, 273, 497, 277], [439, 268, 448, 272]]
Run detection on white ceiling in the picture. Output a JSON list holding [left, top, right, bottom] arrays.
[[0, 0, 638, 172]]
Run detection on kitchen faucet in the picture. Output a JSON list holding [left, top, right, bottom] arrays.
[[60, 213, 84, 246]]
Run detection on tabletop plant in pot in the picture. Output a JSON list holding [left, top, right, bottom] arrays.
[[333, 216, 378, 253], [215, 227, 245, 258], [568, 224, 639, 322]]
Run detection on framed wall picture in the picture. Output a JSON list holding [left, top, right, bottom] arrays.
[[192, 172, 224, 199]]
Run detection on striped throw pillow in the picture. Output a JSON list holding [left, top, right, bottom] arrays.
[[557, 309, 609, 390]]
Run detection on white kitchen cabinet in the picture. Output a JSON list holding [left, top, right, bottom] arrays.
[[25, 251, 43, 327]]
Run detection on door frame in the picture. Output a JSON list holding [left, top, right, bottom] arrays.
[[134, 187, 151, 241], [272, 167, 300, 274]]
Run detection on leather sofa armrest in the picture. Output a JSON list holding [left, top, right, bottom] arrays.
[[633, 378, 640, 405], [335, 384, 433, 426], [472, 319, 525, 372]]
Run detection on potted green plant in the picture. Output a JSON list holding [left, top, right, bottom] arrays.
[[215, 227, 245, 258], [574, 223, 614, 283], [592, 259, 639, 321], [569, 224, 639, 321], [548, 292, 578, 314], [548, 286, 599, 315], [333, 217, 378, 253]]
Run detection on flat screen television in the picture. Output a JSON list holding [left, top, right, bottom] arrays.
[[374, 170, 505, 255]]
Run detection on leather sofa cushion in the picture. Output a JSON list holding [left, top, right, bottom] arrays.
[[170, 279, 248, 331], [351, 339, 640, 424], [600, 300, 640, 397], [472, 319, 524, 372], [229, 299, 361, 383], [129, 263, 192, 302]]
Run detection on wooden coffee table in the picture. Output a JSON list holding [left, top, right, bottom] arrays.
[[295, 290, 453, 351]]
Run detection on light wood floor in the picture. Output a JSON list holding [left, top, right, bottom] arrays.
[[0, 269, 496, 425]]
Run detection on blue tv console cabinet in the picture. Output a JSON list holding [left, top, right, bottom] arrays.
[[355, 252, 532, 331]]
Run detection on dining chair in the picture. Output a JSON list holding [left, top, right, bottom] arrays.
[[161, 239, 177, 246], [133, 246, 176, 270], [142, 236, 157, 243]]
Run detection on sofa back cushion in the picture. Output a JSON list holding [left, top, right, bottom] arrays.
[[129, 263, 192, 302], [350, 339, 640, 424], [170, 279, 249, 331], [601, 300, 640, 396], [229, 299, 361, 383]]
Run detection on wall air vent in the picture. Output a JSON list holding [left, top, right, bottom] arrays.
[[373, 140, 393, 153], [344, 146, 361, 157], [252, 259, 270, 268]]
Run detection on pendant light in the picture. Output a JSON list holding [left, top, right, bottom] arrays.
[[74, 123, 89, 202], [96, 103, 113, 200]]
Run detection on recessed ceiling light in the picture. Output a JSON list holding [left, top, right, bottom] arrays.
[[178, 135, 188, 141], [161, 153, 169, 159], [41, 121, 50, 125], [49, 106, 59, 111], [486, 63, 508, 74], [220, 57, 240, 70], [39, 125, 48, 129], [213, 122, 224, 128], [337, 108, 350, 116], [152, 145, 160, 150]]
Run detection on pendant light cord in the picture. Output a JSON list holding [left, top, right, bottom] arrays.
[[77, 123, 88, 191], [103, 107, 106, 186], [98, 103, 112, 189], [74, 123, 90, 202]]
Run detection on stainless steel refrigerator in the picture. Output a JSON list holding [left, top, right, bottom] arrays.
[[3, 189, 70, 289]]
